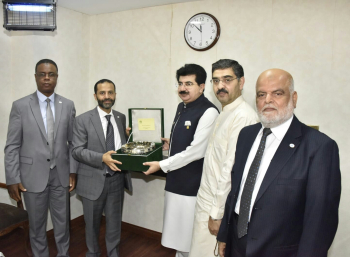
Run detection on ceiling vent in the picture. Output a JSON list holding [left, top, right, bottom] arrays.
[[3, 0, 56, 31]]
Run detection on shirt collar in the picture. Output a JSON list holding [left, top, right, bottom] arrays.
[[96, 106, 112, 120], [37, 90, 55, 103], [222, 95, 244, 112], [260, 115, 294, 141], [183, 93, 205, 109]]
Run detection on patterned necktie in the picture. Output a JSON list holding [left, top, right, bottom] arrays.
[[237, 128, 272, 238], [105, 115, 115, 176], [46, 98, 56, 169]]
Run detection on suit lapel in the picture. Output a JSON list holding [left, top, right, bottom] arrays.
[[90, 108, 106, 151], [29, 92, 48, 141], [113, 111, 126, 144], [254, 116, 302, 203], [54, 94, 63, 140]]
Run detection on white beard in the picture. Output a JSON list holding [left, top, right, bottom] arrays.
[[258, 98, 294, 128]]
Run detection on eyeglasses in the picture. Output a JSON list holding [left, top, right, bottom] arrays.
[[210, 77, 238, 86], [36, 72, 58, 79], [175, 82, 197, 88]]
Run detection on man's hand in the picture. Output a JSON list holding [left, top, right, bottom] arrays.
[[143, 161, 161, 175], [69, 173, 77, 192], [208, 216, 222, 236], [218, 241, 226, 257], [126, 127, 131, 137], [7, 183, 26, 202], [161, 137, 170, 151], [102, 150, 122, 172]]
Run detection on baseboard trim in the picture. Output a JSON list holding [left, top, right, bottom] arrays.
[[121, 221, 162, 240], [66, 215, 162, 241]]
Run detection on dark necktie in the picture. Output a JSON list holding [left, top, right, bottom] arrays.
[[46, 98, 56, 169], [237, 128, 272, 238], [105, 115, 115, 176]]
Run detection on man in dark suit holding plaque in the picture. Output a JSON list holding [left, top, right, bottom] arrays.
[[217, 69, 341, 257], [72, 79, 132, 257], [144, 64, 219, 257]]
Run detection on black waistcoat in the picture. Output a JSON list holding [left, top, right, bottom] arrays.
[[165, 94, 219, 196]]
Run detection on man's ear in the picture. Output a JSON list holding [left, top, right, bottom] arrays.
[[199, 83, 205, 93], [292, 91, 298, 108], [239, 77, 245, 91]]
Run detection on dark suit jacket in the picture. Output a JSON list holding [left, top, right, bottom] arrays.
[[72, 108, 132, 201], [217, 116, 341, 257], [5, 92, 77, 192]]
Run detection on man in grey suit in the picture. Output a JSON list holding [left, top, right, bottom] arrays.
[[5, 59, 77, 257], [72, 79, 132, 257]]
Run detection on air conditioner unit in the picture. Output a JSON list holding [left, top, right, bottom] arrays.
[[3, 0, 56, 31]]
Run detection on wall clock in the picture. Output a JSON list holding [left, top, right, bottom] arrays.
[[184, 13, 221, 51]]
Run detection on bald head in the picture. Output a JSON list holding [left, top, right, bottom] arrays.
[[256, 69, 297, 128], [256, 69, 294, 93]]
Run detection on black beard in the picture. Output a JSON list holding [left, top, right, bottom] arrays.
[[179, 91, 189, 95], [97, 98, 115, 109], [216, 88, 228, 94]]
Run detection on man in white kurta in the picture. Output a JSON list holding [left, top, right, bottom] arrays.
[[189, 59, 258, 257]]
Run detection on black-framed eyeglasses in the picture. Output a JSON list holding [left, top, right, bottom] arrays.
[[210, 77, 238, 86], [36, 72, 58, 79]]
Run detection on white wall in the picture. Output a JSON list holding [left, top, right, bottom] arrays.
[[1, 0, 349, 255]]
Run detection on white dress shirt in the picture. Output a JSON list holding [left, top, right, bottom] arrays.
[[37, 90, 55, 133], [235, 115, 294, 220], [96, 106, 121, 151], [196, 96, 259, 220]]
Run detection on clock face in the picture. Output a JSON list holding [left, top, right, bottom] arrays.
[[184, 13, 220, 51]]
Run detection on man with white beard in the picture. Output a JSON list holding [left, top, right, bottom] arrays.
[[217, 69, 341, 257]]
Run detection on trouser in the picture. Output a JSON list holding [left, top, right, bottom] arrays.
[[23, 167, 70, 257], [225, 213, 247, 257], [176, 251, 189, 257], [82, 172, 124, 257]]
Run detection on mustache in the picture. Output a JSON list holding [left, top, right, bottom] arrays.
[[262, 105, 277, 111], [179, 91, 189, 95], [216, 88, 228, 95], [103, 99, 113, 102]]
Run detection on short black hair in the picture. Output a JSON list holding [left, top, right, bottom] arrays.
[[94, 79, 116, 94], [176, 64, 207, 85], [212, 59, 244, 78], [35, 59, 58, 73]]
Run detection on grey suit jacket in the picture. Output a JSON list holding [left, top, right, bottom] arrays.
[[5, 92, 77, 193], [72, 108, 132, 201]]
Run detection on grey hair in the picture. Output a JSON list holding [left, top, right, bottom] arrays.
[[288, 77, 294, 94]]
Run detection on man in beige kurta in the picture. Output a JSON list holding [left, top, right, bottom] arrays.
[[189, 59, 258, 257]]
